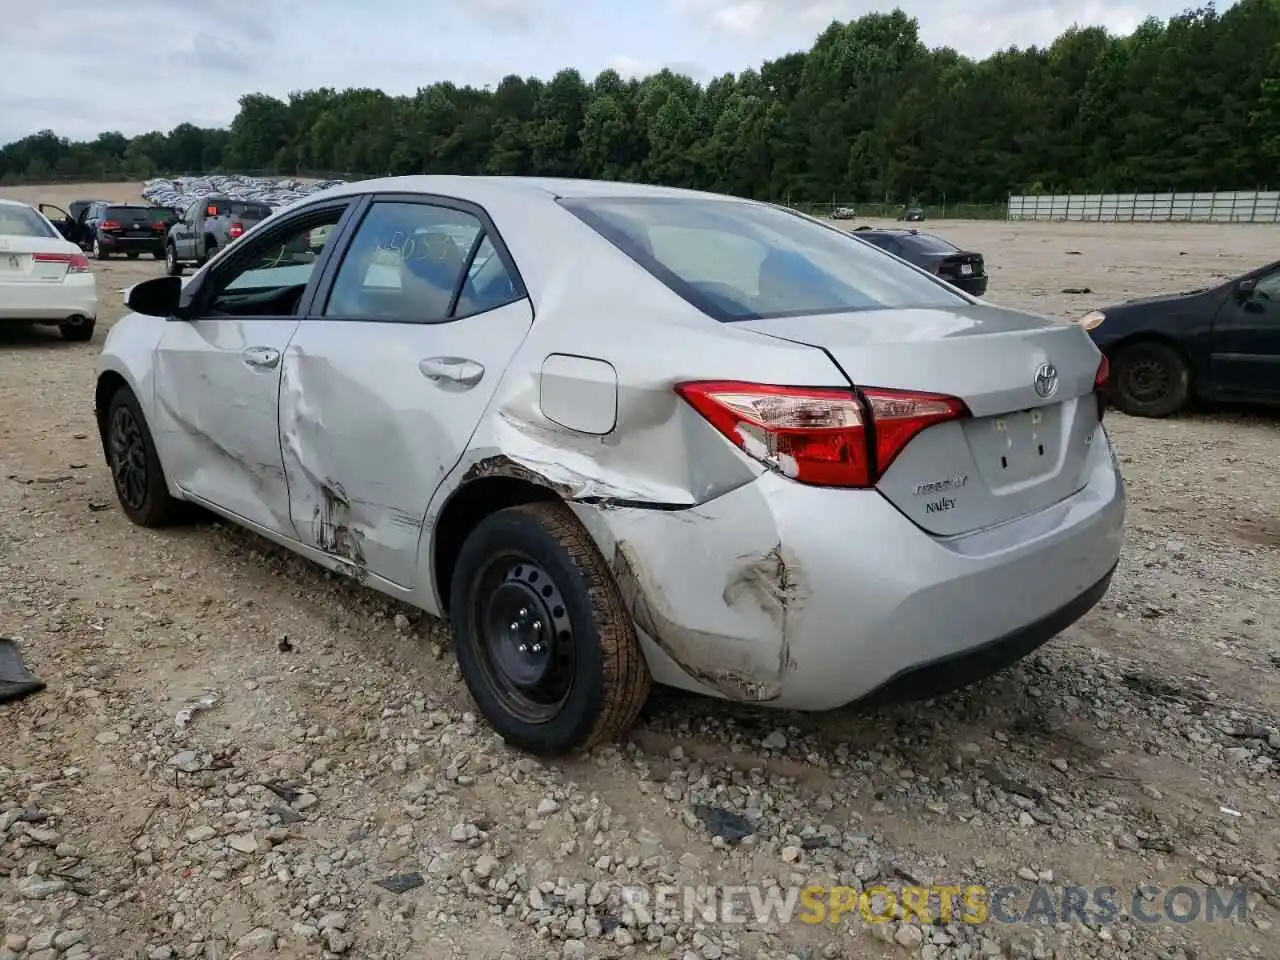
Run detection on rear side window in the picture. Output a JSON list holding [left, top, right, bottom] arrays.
[[857, 234, 900, 255], [562, 197, 964, 322], [0, 205, 57, 238], [323, 201, 519, 323], [230, 202, 271, 220], [900, 233, 958, 255]]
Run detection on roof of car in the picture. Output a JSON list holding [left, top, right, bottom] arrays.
[[0, 197, 31, 209], [310, 175, 757, 206], [853, 227, 929, 237]]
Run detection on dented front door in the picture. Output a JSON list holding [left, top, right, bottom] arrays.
[[280, 196, 534, 588], [154, 317, 299, 530], [153, 201, 356, 532]]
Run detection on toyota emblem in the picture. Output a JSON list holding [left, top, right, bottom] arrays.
[[1033, 362, 1059, 399]]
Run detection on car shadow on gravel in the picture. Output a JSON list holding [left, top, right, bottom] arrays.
[[0, 323, 74, 349]]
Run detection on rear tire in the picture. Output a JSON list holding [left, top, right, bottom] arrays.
[[1110, 340, 1191, 418], [92, 237, 108, 260], [165, 243, 181, 276], [449, 502, 651, 756], [59, 317, 94, 342], [104, 387, 188, 528], [126, 251, 139, 260], [198, 240, 216, 266]]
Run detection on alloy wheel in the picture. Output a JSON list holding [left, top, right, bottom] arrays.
[[109, 405, 148, 511]]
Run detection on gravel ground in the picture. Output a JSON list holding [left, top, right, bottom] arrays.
[[1, 213, 1279, 960]]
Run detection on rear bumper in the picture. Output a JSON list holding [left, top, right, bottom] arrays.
[[0, 275, 97, 322], [99, 234, 163, 253], [951, 275, 988, 296], [571, 424, 1125, 710], [856, 561, 1114, 707]]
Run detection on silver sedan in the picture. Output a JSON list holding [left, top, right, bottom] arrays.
[[95, 176, 1125, 756]]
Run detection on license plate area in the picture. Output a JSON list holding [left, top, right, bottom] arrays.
[[0, 253, 30, 273], [960, 263, 973, 275], [963, 404, 1063, 488]]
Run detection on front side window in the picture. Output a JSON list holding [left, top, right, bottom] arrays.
[[563, 197, 967, 322], [323, 201, 515, 323], [203, 207, 346, 317], [0, 205, 57, 238], [1252, 269, 1280, 302]]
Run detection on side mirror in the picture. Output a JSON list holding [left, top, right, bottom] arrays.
[[126, 275, 184, 318], [1237, 277, 1257, 302]]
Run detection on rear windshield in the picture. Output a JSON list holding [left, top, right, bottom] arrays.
[[229, 202, 271, 219], [562, 197, 964, 322], [0, 205, 57, 238], [900, 233, 958, 255], [106, 206, 153, 221]]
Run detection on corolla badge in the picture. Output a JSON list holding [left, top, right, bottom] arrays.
[[1033, 362, 1059, 399]]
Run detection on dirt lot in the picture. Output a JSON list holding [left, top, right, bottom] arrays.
[[2, 183, 1279, 960]]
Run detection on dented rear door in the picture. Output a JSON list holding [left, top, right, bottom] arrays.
[[280, 195, 535, 589]]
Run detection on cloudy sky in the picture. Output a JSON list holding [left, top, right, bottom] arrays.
[[1, 0, 1226, 147]]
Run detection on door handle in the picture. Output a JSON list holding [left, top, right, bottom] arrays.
[[242, 346, 281, 370], [419, 356, 485, 387]]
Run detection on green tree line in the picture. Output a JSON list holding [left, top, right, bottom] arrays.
[[5, 3, 1280, 203]]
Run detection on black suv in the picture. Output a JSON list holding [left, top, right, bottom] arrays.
[[852, 227, 988, 296], [82, 202, 174, 260]]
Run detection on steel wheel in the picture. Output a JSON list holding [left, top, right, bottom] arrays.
[[1119, 356, 1172, 405], [1111, 340, 1190, 418], [109, 404, 148, 511], [471, 554, 577, 724]]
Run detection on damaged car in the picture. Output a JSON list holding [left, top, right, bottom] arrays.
[[94, 176, 1126, 756]]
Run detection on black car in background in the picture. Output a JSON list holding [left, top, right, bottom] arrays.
[[852, 227, 988, 296], [39, 198, 109, 246], [1078, 260, 1280, 417], [82, 202, 172, 260]]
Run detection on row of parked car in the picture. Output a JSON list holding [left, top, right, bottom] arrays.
[[0, 191, 276, 342], [38, 193, 274, 274]]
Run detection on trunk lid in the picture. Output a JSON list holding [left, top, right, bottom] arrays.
[[0, 235, 80, 282], [937, 251, 984, 281], [739, 305, 1104, 536]]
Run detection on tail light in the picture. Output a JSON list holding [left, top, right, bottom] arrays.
[[34, 252, 91, 274], [228, 222, 244, 239], [1094, 354, 1110, 421], [153, 221, 168, 231], [675, 380, 968, 488], [100, 219, 121, 231]]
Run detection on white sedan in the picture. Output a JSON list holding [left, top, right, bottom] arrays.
[[95, 176, 1124, 756], [0, 198, 97, 341]]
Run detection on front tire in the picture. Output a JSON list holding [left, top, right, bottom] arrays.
[[450, 502, 651, 756], [1110, 340, 1191, 418], [105, 387, 187, 527]]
